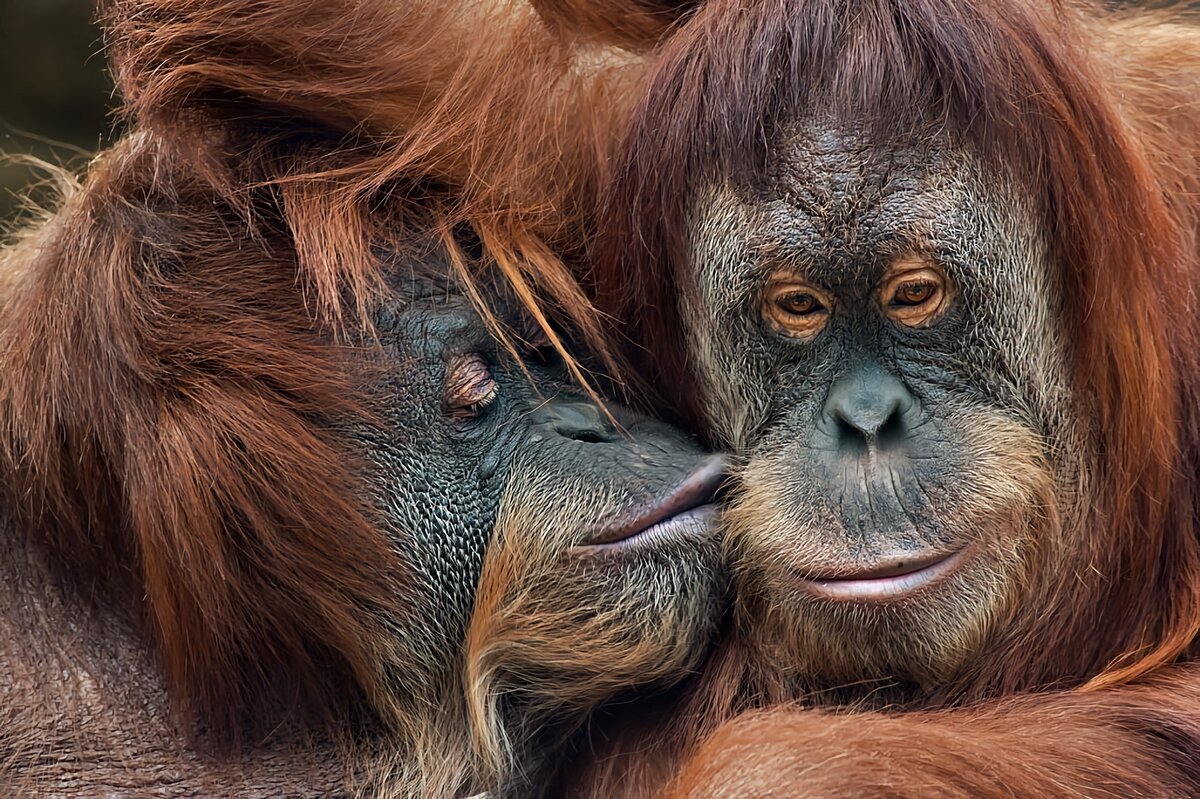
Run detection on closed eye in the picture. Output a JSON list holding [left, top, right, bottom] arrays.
[[444, 353, 498, 420]]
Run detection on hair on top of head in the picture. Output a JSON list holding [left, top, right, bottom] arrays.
[[593, 0, 1200, 688], [0, 0, 655, 734], [530, 0, 700, 48], [101, 0, 661, 389]]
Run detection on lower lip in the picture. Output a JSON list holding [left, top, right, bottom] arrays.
[[797, 549, 967, 601], [568, 504, 720, 559]]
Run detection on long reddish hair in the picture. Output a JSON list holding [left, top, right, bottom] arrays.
[[592, 0, 1200, 689], [0, 0, 650, 733]]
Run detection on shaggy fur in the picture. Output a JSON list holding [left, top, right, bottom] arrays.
[[2, 0, 649, 733], [0, 1, 728, 796], [101, 0, 655, 383], [564, 0, 1200, 795]]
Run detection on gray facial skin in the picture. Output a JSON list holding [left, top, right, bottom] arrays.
[[684, 122, 1084, 694], [367, 283, 723, 667], [357, 271, 728, 793]]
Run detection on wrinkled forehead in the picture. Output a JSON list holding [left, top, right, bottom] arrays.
[[687, 121, 1035, 299], [373, 245, 530, 355], [370, 285, 489, 375]]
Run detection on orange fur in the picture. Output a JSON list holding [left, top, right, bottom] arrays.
[[668, 668, 1200, 797], [0, 132, 406, 730], [2, 0, 651, 739], [530, 0, 697, 48], [102, 0, 649, 378], [566, 1, 1200, 795]]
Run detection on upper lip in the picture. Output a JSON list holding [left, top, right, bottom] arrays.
[[583, 454, 730, 545]]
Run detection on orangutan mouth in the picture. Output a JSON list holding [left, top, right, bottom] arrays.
[[570, 454, 729, 556], [796, 547, 970, 601]]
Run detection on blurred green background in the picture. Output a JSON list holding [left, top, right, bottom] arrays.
[[0, 0, 1165, 223]]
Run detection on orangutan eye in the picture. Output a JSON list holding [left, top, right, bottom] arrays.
[[880, 262, 952, 327], [777, 291, 823, 316], [892, 280, 937, 306], [763, 277, 833, 340], [444, 353, 498, 419]]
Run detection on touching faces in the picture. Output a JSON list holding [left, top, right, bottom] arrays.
[[684, 123, 1081, 693]]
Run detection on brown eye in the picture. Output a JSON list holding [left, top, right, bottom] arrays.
[[763, 277, 833, 340], [776, 291, 823, 316], [880, 263, 951, 327], [444, 353, 498, 419], [892, 280, 936, 306]]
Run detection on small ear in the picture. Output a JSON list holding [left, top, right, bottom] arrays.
[[530, 0, 699, 49]]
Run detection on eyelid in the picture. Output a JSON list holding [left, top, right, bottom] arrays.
[[778, 289, 824, 312], [878, 263, 952, 326], [444, 353, 499, 418], [762, 276, 833, 340]]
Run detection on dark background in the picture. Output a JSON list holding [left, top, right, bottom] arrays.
[[0, 0, 1164, 222], [1, 0, 114, 222]]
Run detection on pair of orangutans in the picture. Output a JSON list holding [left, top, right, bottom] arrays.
[[2, 0, 1199, 796]]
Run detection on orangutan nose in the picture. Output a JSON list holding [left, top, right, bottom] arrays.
[[823, 364, 916, 451], [531, 402, 620, 444]]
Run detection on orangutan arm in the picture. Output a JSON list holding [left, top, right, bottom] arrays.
[[665, 668, 1200, 798]]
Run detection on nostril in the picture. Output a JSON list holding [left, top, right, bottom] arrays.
[[823, 366, 915, 450], [875, 401, 909, 446], [833, 413, 870, 453], [831, 395, 902, 439], [533, 402, 619, 444]]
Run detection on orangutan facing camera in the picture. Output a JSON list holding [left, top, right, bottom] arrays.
[[569, 0, 1200, 795]]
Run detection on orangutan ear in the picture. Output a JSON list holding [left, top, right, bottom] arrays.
[[529, 0, 699, 50]]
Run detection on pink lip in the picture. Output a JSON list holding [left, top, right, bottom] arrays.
[[570, 504, 720, 559], [568, 454, 728, 558], [582, 454, 728, 546], [796, 549, 967, 601]]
